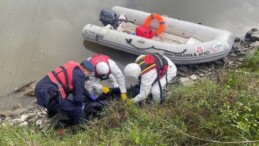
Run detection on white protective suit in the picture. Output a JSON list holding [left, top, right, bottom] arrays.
[[132, 56, 177, 104], [87, 58, 126, 96]]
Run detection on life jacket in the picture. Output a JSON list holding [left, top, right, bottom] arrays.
[[89, 54, 111, 80], [136, 53, 169, 104], [135, 53, 168, 79], [47, 61, 84, 99]]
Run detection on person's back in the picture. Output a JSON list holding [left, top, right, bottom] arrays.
[[124, 53, 177, 104], [35, 60, 95, 126], [87, 54, 127, 101]]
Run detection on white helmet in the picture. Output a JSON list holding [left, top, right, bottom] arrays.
[[96, 62, 109, 75], [124, 63, 141, 79]]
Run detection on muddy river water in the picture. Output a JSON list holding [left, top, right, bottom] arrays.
[[0, 0, 259, 110]]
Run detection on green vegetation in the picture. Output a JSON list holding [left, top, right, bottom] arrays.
[[1, 49, 259, 146], [243, 48, 259, 72]]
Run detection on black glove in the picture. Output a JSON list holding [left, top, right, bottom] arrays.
[[48, 89, 59, 105]]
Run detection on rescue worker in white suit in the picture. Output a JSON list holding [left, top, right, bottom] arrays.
[[87, 54, 127, 101], [124, 53, 177, 104]]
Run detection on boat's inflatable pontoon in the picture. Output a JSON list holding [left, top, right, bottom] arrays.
[[82, 6, 235, 65]]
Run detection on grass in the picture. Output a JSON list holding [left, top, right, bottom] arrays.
[[243, 47, 259, 72], [0, 48, 259, 146]]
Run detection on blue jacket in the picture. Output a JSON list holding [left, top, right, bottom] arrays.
[[35, 67, 90, 106]]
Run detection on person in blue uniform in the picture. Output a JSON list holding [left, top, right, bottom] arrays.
[[35, 60, 95, 125]]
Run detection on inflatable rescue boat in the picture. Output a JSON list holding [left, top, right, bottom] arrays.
[[82, 6, 235, 65]]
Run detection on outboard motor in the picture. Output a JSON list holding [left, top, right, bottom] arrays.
[[100, 9, 119, 29]]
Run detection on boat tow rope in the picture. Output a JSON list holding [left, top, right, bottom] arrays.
[[125, 38, 187, 54], [144, 109, 259, 144]]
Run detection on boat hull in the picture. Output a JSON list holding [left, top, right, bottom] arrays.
[[82, 6, 235, 65]]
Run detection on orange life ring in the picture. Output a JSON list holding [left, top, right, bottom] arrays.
[[144, 13, 165, 36]]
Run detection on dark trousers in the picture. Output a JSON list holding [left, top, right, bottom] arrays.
[[35, 88, 85, 124]]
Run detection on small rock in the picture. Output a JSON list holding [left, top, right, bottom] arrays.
[[20, 121, 29, 126], [237, 62, 242, 65], [232, 42, 241, 50], [228, 61, 234, 65], [237, 58, 245, 62], [20, 114, 29, 121], [198, 73, 204, 77], [28, 117, 37, 123], [26, 113, 36, 119], [11, 119, 24, 125], [250, 41, 259, 48], [251, 28, 258, 32], [38, 113, 47, 118], [12, 108, 27, 117], [238, 51, 246, 56], [223, 57, 230, 64], [190, 75, 198, 80], [36, 120, 43, 126], [251, 33, 259, 42], [0, 111, 13, 117], [243, 43, 250, 48], [207, 72, 212, 75], [245, 30, 255, 42], [179, 77, 195, 86], [235, 48, 242, 53], [229, 53, 237, 57]]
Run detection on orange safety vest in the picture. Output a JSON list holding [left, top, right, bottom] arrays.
[[89, 54, 111, 80], [47, 61, 84, 98], [135, 53, 168, 79]]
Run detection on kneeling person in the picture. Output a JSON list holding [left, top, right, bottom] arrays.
[[35, 60, 94, 125], [124, 53, 177, 104], [87, 54, 127, 101]]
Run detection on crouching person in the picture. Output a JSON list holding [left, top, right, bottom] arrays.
[[87, 54, 127, 101], [124, 53, 177, 104], [35, 60, 95, 127]]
